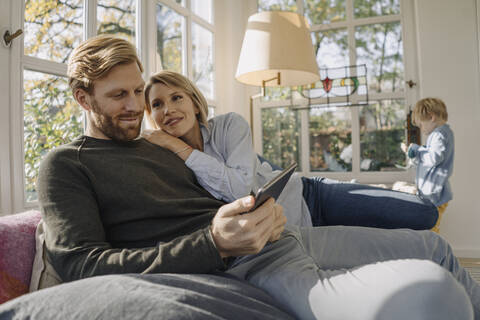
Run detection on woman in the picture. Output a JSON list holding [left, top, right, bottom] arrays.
[[142, 70, 438, 229]]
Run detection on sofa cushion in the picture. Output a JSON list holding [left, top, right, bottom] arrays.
[[0, 273, 295, 319], [0, 210, 41, 304]]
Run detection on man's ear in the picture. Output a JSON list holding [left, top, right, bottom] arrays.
[[73, 88, 93, 112]]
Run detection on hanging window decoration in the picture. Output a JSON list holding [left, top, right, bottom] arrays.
[[296, 64, 369, 109]]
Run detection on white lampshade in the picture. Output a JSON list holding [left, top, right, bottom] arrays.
[[235, 11, 320, 87]]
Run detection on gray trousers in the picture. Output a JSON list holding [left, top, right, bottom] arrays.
[[227, 225, 478, 320]]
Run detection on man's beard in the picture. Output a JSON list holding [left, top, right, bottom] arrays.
[[90, 99, 144, 142]]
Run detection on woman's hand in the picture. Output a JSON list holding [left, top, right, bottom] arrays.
[[142, 129, 193, 160], [141, 129, 180, 149]]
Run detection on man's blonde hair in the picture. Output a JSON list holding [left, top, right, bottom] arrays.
[[68, 35, 143, 94], [412, 97, 448, 126], [144, 70, 209, 129]]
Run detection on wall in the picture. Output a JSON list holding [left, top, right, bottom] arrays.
[[410, 0, 480, 256], [215, 0, 256, 119]]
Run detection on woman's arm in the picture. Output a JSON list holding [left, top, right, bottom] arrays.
[[143, 113, 258, 202], [184, 113, 257, 202], [141, 129, 194, 160]]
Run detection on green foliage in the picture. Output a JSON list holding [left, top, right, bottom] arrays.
[[353, 0, 400, 18], [360, 128, 405, 171], [304, 0, 346, 24], [258, 0, 297, 12], [309, 110, 352, 171], [24, 0, 83, 63], [97, 0, 136, 43], [23, 73, 83, 201], [261, 108, 301, 170], [157, 3, 183, 73]]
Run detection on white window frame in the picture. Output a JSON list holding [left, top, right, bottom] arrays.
[[253, 0, 419, 184], [6, 0, 219, 213], [150, 0, 217, 112]]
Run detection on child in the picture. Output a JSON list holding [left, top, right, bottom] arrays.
[[403, 98, 454, 233]]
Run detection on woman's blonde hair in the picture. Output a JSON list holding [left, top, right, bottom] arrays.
[[412, 97, 448, 126], [144, 71, 209, 129], [68, 35, 143, 94]]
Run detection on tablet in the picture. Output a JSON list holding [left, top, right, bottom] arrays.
[[249, 162, 298, 211]]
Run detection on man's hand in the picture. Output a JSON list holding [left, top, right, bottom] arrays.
[[400, 142, 408, 153], [210, 196, 286, 258], [268, 203, 285, 242]]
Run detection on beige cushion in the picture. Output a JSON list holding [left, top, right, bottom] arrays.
[[29, 220, 62, 291]]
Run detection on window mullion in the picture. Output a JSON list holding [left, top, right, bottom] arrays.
[[346, 0, 360, 175], [253, 98, 263, 155], [159, 0, 189, 15], [296, 0, 304, 15], [185, 1, 192, 77], [84, 0, 97, 40], [400, 0, 419, 111], [23, 56, 68, 77], [191, 15, 214, 31], [300, 108, 310, 174]]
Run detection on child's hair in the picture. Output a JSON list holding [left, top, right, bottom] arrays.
[[67, 35, 143, 94], [412, 97, 448, 126], [144, 70, 209, 129]]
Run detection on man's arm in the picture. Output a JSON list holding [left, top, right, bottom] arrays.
[[38, 149, 226, 282]]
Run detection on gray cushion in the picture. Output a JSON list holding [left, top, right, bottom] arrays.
[[0, 273, 294, 320]]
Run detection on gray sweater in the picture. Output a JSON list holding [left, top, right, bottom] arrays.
[[38, 136, 227, 282]]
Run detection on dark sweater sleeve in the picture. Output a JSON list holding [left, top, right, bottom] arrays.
[[38, 149, 226, 283]]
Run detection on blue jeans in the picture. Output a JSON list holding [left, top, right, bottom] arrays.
[[228, 225, 478, 320], [302, 177, 438, 229]]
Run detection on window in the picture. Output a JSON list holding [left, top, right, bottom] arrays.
[[9, 0, 219, 211], [255, 0, 417, 183], [17, 0, 136, 205], [155, 0, 216, 117]]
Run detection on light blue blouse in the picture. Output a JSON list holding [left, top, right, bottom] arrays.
[[408, 124, 454, 206], [184, 112, 312, 227]]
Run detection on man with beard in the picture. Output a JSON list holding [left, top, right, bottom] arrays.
[[35, 35, 479, 320]]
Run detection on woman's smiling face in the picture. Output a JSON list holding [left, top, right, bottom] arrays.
[[148, 83, 201, 139]]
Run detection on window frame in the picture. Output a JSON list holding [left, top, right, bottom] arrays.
[[7, 0, 218, 212], [152, 0, 217, 111], [253, 0, 419, 184]]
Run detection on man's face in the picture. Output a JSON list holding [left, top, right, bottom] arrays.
[[85, 62, 146, 141]]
